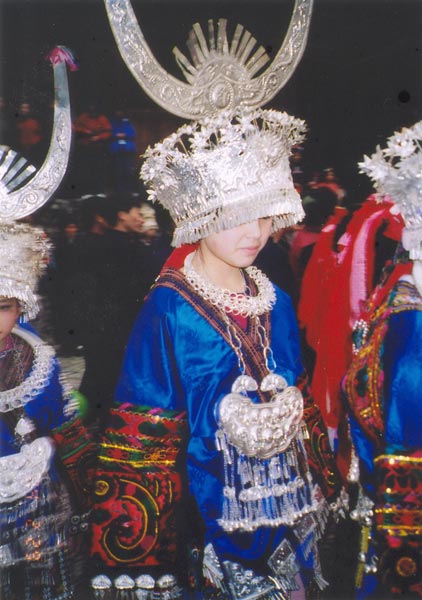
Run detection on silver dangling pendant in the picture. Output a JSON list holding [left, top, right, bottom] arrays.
[[91, 574, 113, 600], [114, 574, 136, 600]]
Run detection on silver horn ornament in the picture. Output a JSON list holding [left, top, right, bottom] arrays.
[[104, 0, 314, 119], [0, 46, 76, 223]]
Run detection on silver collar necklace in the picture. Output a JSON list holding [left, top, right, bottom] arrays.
[[183, 251, 276, 317], [0, 326, 55, 413]]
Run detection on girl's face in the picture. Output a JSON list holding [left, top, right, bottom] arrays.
[[200, 218, 273, 271], [0, 297, 21, 351]]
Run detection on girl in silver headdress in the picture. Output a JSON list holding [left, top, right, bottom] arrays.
[[0, 223, 96, 600], [343, 121, 422, 599], [91, 109, 345, 599], [0, 47, 95, 600]]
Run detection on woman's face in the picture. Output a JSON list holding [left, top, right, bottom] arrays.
[[200, 218, 273, 270], [0, 297, 21, 351]]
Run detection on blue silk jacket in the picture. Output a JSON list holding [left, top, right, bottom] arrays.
[[115, 271, 334, 573]]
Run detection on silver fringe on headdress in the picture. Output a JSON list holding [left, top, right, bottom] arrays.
[[0, 222, 50, 320]]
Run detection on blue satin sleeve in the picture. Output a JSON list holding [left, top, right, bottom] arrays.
[[115, 289, 187, 411], [383, 309, 422, 453], [18, 325, 68, 435], [24, 359, 68, 435]]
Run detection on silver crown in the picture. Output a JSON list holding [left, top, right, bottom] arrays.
[[359, 121, 422, 260], [141, 108, 306, 246]]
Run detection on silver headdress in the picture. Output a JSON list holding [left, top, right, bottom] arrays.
[[359, 121, 422, 260], [0, 47, 75, 318], [0, 222, 50, 320], [141, 108, 306, 246], [104, 0, 313, 119], [0, 47, 75, 224], [0, 146, 36, 197], [104, 0, 313, 244]]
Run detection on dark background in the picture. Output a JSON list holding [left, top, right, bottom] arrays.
[[1, 0, 421, 202]]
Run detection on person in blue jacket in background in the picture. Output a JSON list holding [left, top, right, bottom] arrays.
[[108, 106, 138, 193]]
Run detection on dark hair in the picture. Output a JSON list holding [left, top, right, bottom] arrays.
[[106, 193, 143, 227], [79, 194, 110, 231], [138, 181, 174, 238], [302, 187, 337, 227], [57, 210, 79, 229]]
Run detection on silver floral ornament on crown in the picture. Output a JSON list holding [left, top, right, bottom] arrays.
[[359, 120, 422, 260]]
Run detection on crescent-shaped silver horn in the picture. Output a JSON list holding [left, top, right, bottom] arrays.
[[104, 0, 313, 119], [0, 47, 75, 223]]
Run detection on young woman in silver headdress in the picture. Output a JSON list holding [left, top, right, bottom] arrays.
[[0, 223, 96, 599], [0, 47, 95, 600], [343, 121, 422, 599], [91, 109, 345, 599]]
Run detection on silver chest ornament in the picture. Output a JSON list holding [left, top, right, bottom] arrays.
[[215, 374, 319, 533], [0, 437, 54, 504], [217, 373, 303, 459]]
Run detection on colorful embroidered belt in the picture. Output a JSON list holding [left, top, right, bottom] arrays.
[[374, 454, 422, 537], [100, 439, 181, 467]]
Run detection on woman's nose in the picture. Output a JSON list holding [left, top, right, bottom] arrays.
[[243, 219, 261, 237]]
